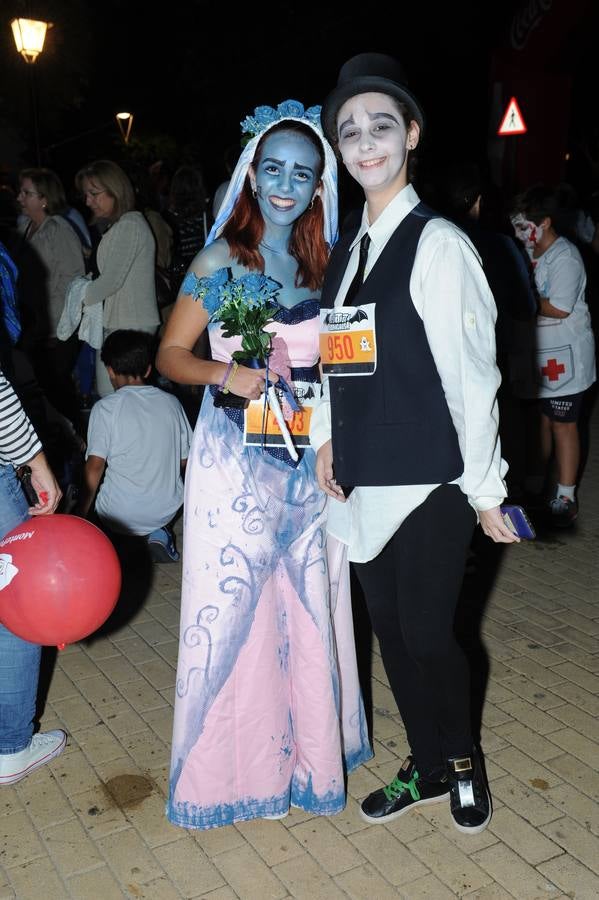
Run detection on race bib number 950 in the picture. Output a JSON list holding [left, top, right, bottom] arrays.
[[319, 303, 376, 375]]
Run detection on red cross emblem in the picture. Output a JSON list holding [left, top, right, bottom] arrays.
[[541, 358, 565, 381]]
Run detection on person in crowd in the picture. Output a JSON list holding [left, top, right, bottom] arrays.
[[511, 185, 596, 525], [0, 366, 65, 785], [313, 53, 517, 835], [75, 161, 160, 396], [157, 100, 371, 828], [165, 165, 211, 301], [78, 329, 191, 560], [16, 168, 85, 427]]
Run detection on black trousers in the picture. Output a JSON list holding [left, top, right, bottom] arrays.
[[353, 484, 476, 775]]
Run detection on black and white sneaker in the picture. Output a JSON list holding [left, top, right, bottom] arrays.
[[360, 756, 449, 824], [447, 749, 492, 834]]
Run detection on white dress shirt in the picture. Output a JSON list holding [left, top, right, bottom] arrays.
[[311, 184, 507, 563]]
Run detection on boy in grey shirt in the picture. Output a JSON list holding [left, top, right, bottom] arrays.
[[80, 330, 192, 561]]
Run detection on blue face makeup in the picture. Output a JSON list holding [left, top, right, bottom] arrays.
[[252, 131, 320, 231]]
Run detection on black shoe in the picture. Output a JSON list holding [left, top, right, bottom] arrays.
[[360, 756, 449, 824], [447, 749, 492, 834]]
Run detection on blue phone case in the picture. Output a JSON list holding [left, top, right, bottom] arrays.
[[500, 504, 536, 539]]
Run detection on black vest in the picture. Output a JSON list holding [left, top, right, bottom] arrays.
[[322, 204, 463, 486]]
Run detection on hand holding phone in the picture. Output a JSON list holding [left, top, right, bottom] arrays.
[[500, 504, 536, 539]]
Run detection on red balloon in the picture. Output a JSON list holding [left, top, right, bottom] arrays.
[[0, 515, 121, 649]]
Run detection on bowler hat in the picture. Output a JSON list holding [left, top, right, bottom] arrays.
[[321, 52, 424, 144]]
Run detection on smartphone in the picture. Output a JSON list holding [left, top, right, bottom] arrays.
[[500, 504, 536, 539]]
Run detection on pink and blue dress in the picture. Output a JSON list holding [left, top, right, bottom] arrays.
[[168, 271, 371, 829]]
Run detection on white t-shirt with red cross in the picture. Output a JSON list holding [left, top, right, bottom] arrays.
[[531, 236, 595, 398]]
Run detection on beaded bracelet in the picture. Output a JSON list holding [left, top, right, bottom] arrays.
[[218, 361, 233, 391], [222, 361, 239, 394]]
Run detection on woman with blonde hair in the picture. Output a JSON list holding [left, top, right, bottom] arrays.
[[75, 160, 160, 395]]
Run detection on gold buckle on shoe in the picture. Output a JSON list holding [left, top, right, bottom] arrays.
[[452, 757, 472, 772]]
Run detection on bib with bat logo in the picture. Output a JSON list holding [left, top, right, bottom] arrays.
[[319, 303, 377, 375]]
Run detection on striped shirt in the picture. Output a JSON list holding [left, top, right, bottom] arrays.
[[0, 369, 42, 466]]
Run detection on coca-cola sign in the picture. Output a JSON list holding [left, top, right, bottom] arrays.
[[510, 0, 553, 50]]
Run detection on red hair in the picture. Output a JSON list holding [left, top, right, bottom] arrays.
[[221, 123, 329, 292]]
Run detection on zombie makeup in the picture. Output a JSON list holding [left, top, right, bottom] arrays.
[[251, 131, 320, 233], [511, 213, 544, 257]]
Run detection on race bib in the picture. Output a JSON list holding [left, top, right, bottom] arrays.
[[244, 380, 319, 448], [319, 303, 377, 375]]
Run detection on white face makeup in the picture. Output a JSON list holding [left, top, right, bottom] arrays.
[[251, 131, 321, 231], [336, 92, 418, 199], [511, 213, 544, 256]]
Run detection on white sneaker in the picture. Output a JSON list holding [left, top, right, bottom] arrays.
[[0, 730, 67, 785]]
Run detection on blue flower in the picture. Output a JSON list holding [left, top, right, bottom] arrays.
[[181, 271, 201, 299], [277, 100, 305, 119], [305, 105, 322, 127]]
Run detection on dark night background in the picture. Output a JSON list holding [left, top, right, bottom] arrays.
[[1, 0, 598, 209]]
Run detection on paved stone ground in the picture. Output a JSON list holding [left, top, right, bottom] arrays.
[[1, 413, 598, 899]]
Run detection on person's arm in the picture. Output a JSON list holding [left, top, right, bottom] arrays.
[[417, 226, 517, 543], [0, 369, 61, 514], [311, 375, 345, 501], [26, 450, 62, 515], [84, 216, 143, 306], [79, 455, 106, 517], [156, 242, 270, 400], [536, 245, 583, 320]]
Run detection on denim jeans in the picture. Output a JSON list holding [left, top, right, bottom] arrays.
[[0, 464, 41, 753]]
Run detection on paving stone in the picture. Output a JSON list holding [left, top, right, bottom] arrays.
[[289, 817, 364, 875], [70, 673, 123, 708], [108, 638, 158, 666], [328, 795, 370, 837], [407, 831, 492, 894], [487, 808, 562, 865], [15, 767, 74, 830], [384, 808, 436, 843], [551, 625, 598, 652], [42, 817, 103, 877], [538, 854, 599, 897], [490, 776, 563, 827], [544, 727, 599, 768], [503, 639, 564, 668], [135, 659, 176, 691], [4, 857, 66, 899], [50, 694, 101, 732], [273, 852, 348, 899], [550, 661, 599, 694], [544, 753, 599, 803], [335, 862, 406, 899], [97, 827, 164, 885], [544, 783, 599, 837], [211, 843, 285, 899], [154, 640, 180, 667], [348, 829, 428, 886], [118, 727, 169, 770], [123, 791, 183, 849], [235, 817, 304, 866], [549, 681, 599, 716], [541, 816, 599, 876], [132, 621, 174, 646], [66, 864, 125, 899], [493, 722, 561, 762], [0, 786, 22, 819], [471, 843, 560, 899], [503, 656, 565, 685], [45, 670, 79, 702], [491, 744, 564, 790], [461, 886, 515, 899], [0, 811, 44, 869], [58, 651, 101, 681], [495, 698, 562, 735], [117, 679, 169, 714], [70, 784, 129, 838], [550, 642, 599, 673], [499, 676, 565, 710], [418, 804, 499, 854], [48, 748, 102, 795], [73, 723, 126, 766], [191, 823, 247, 858]]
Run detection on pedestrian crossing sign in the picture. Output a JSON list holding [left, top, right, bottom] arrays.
[[498, 97, 527, 136]]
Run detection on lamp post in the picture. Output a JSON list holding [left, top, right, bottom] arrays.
[[116, 111, 134, 144], [10, 17, 51, 164]]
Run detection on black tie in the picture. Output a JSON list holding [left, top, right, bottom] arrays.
[[343, 233, 370, 306]]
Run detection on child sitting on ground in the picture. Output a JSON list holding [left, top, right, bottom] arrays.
[[79, 329, 192, 561]]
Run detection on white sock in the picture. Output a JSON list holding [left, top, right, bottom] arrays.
[[557, 483, 576, 501]]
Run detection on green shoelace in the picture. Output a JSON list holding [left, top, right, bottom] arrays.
[[383, 769, 421, 803]]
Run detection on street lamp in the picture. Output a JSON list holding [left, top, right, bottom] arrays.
[[10, 18, 50, 64], [116, 111, 134, 144], [10, 17, 51, 164]]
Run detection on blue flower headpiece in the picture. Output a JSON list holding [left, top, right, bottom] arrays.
[[240, 100, 323, 139]]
